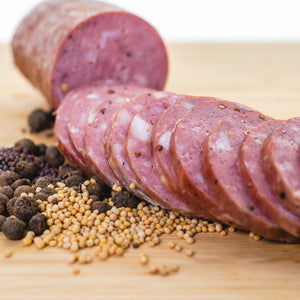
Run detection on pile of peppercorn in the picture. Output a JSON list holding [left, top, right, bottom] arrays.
[[0, 166, 85, 240], [0, 138, 64, 180], [0, 142, 142, 241]]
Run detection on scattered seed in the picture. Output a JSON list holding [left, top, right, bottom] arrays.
[[186, 249, 195, 257], [4, 250, 13, 258], [174, 245, 182, 252], [170, 264, 179, 273], [72, 268, 80, 275], [139, 253, 148, 265]]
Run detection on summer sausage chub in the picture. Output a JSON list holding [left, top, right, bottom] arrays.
[[12, 0, 168, 108]]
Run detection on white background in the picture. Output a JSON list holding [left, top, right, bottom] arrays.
[[1, 0, 300, 43]]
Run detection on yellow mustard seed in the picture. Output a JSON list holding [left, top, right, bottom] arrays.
[[174, 245, 182, 252], [149, 265, 158, 275], [67, 254, 78, 264], [158, 265, 170, 276], [129, 182, 136, 189], [168, 241, 176, 249], [186, 249, 195, 257], [98, 252, 109, 260], [72, 268, 80, 275], [228, 226, 235, 233], [22, 236, 33, 246], [170, 264, 179, 273], [139, 253, 148, 265], [4, 250, 13, 258]]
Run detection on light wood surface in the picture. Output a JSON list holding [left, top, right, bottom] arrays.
[[0, 43, 300, 300]]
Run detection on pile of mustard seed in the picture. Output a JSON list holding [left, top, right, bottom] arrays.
[[18, 179, 238, 275]]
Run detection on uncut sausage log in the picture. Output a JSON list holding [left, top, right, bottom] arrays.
[[12, 0, 168, 108]]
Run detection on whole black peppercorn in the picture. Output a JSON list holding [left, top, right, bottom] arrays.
[[90, 201, 111, 214], [45, 146, 65, 167], [14, 185, 35, 197], [0, 215, 6, 231], [0, 204, 5, 215], [12, 178, 31, 189], [111, 191, 141, 208], [40, 187, 55, 196], [15, 160, 37, 179], [0, 171, 19, 187], [35, 177, 52, 188], [58, 163, 77, 179], [15, 138, 36, 154], [87, 182, 110, 199], [28, 109, 50, 133], [0, 186, 14, 199], [132, 242, 140, 249], [0, 193, 9, 206], [34, 192, 49, 202], [89, 195, 99, 202], [14, 196, 38, 223], [33, 156, 45, 169], [2, 217, 26, 240], [6, 197, 17, 215], [28, 214, 47, 236], [65, 175, 85, 187], [35, 143, 47, 156]]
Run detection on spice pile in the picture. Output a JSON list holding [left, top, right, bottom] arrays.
[[22, 179, 232, 276], [0, 138, 64, 179], [0, 139, 250, 277], [0, 138, 79, 240]]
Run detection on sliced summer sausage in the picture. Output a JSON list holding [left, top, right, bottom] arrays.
[[12, 0, 168, 108], [124, 95, 192, 213], [68, 83, 153, 165], [83, 84, 153, 186], [238, 120, 300, 237], [105, 91, 173, 203], [262, 117, 300, 217], [202, 113, 296, 242], [151, 97, 218, 220], [169, 101, 259, 222], [54, 82, 112, 176]]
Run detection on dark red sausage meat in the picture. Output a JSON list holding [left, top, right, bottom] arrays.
[[68, 83, 153, 168], [201, 113, 296, 242], [125, 95, 191, 212], [12, 0, 168, 108], [238, 120, 300, 238], [262, 117, 300, 218], [105, 91, 172, 202], [83, 84, 154, 186], [169, 101, 259, 222]]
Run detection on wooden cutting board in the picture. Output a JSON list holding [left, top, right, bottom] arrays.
[[0, 43, 300, 300]]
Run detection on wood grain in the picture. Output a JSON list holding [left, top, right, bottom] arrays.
[[0, 43, 300, 300]]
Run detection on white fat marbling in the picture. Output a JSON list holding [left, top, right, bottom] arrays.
[[182, 102, 196, 109], [133, 73, 148, 86], [87, 93, 99, 100], [130, 115, 150, 143], [85, 51, 97, 64], [214, 131, 231, 152], [100, 123, 107, 131], [118, 109, 131, 126], [159, 131, 172, 150], [99, 30, 120, 48]]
